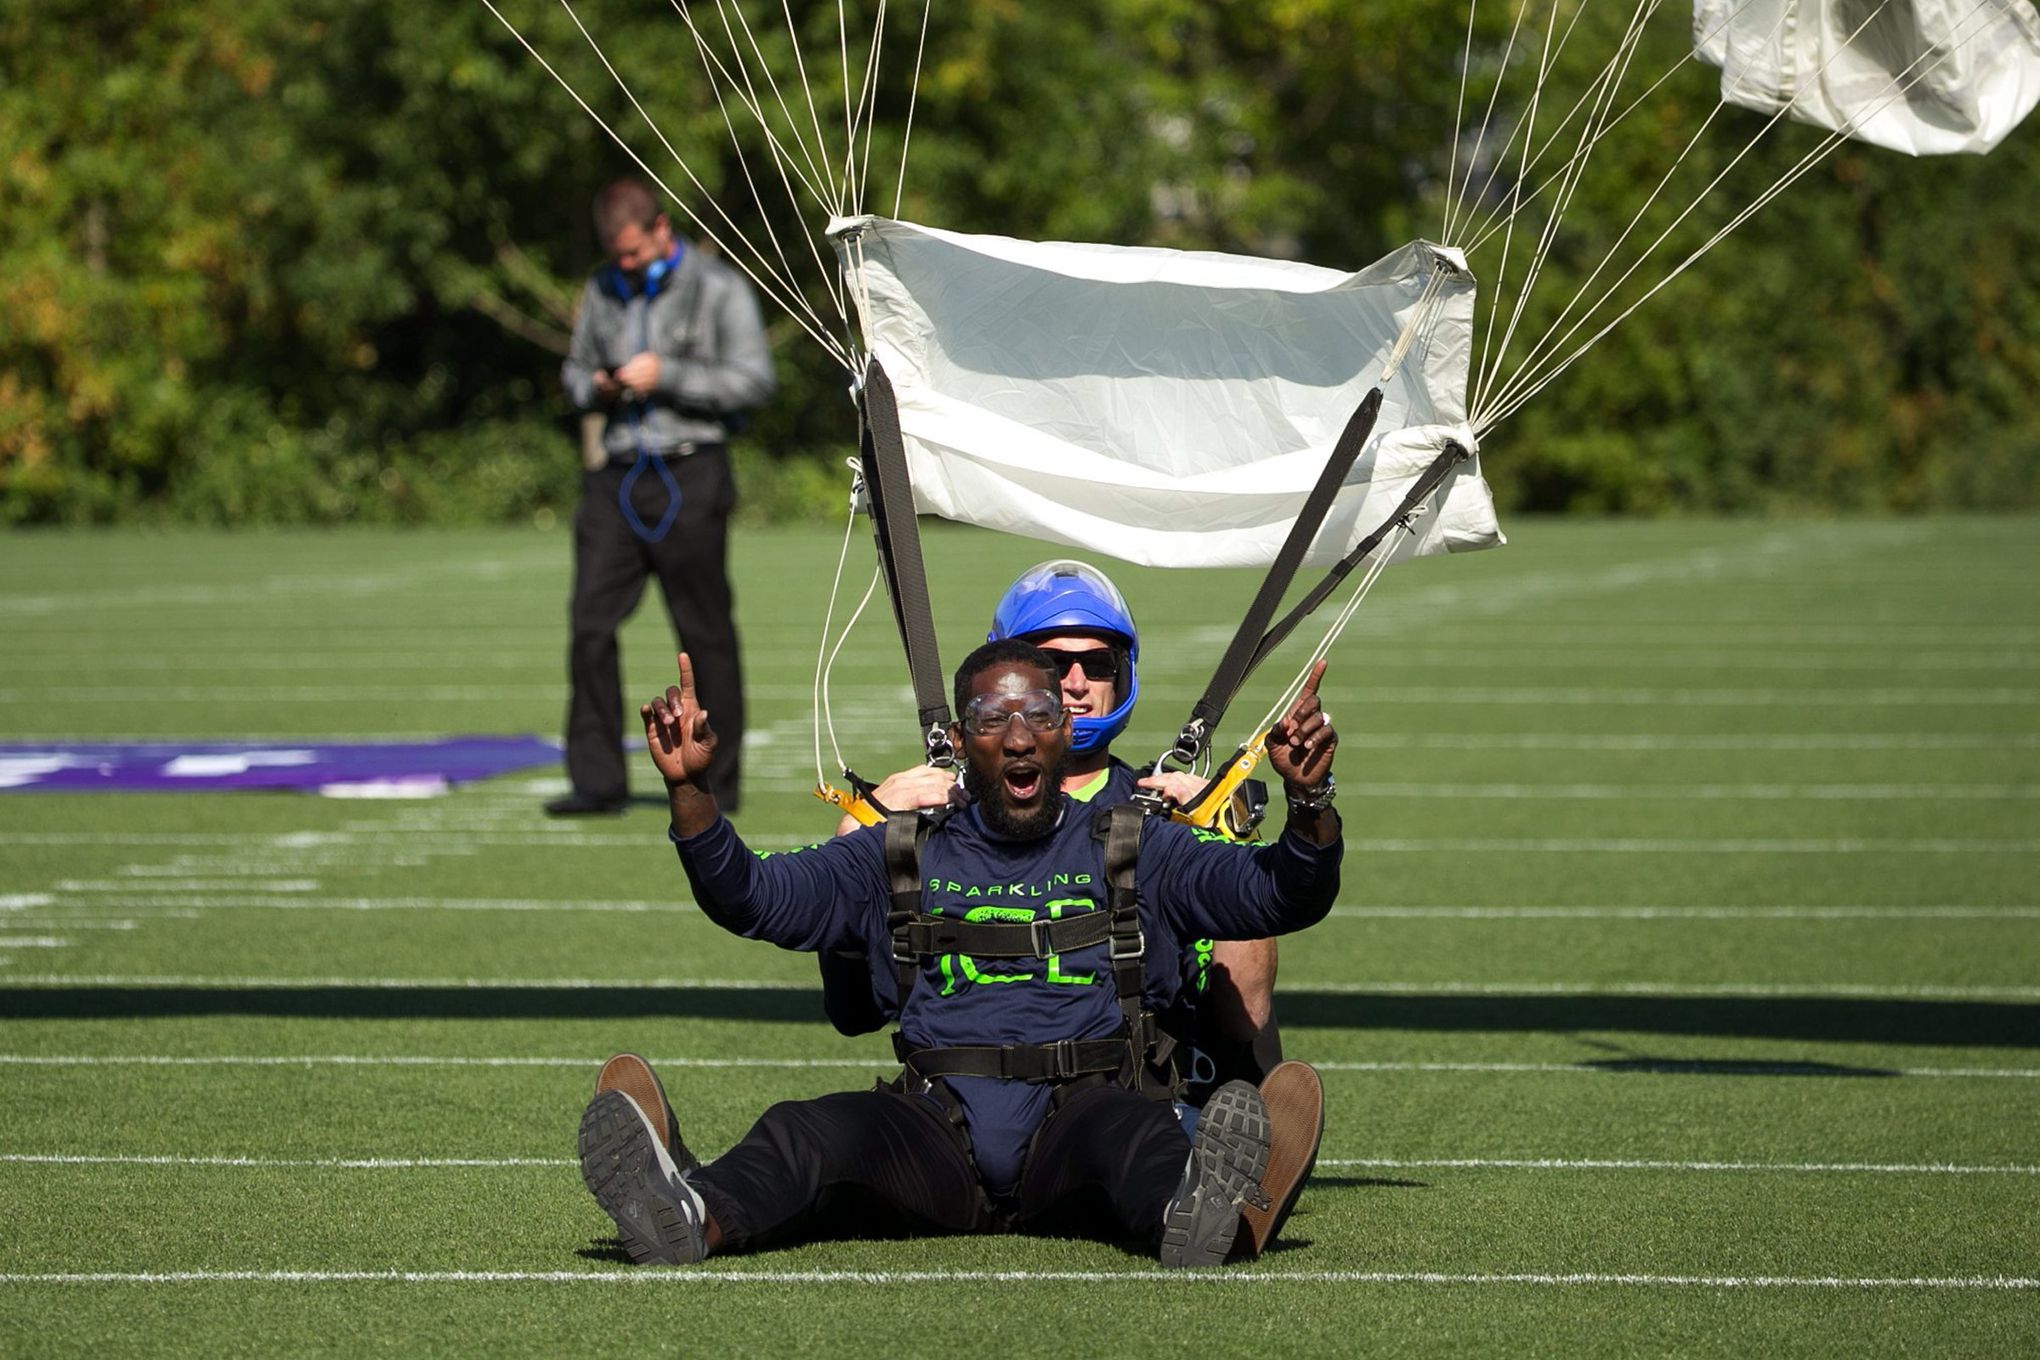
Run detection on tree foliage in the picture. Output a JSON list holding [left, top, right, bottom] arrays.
[[2, 0, 2034, 525]]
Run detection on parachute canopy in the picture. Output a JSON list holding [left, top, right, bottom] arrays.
[[1696, 0, 2040, 155], [830, 216, 1503, 571]]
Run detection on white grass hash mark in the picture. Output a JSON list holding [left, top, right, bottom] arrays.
[[0, 1269, 2032, 1289]]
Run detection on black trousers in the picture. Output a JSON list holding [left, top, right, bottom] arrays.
[[566, 450, 744, 808], [689, 1083, 1190, 1253]]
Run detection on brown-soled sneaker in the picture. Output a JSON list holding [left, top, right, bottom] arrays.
[[594, 1053, 698, 1172], [1238, 1059, 1325, 1255]]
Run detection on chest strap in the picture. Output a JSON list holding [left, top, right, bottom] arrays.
[[892, 911, 1117, 959]]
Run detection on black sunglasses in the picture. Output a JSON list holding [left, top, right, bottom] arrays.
[[1037, 647, 1121, 683]]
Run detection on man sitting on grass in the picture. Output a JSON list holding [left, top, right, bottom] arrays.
[[577, 640, 1342, 1267]]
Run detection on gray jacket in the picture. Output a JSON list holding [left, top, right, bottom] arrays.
[[562, 247, 777, 457]]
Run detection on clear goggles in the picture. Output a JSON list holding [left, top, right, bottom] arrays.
[[960, 688, 1066, 737]]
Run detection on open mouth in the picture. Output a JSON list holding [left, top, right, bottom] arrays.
[[1002, 762, 1045, 804]]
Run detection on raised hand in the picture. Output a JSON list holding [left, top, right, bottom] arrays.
[[1267, 660, 1336, 791], [641, 652, 719, 790]]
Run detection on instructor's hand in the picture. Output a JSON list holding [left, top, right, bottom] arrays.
[[641, 652, 719, 789]]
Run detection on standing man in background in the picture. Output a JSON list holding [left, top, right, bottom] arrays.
[[549, 178, 776, 816]]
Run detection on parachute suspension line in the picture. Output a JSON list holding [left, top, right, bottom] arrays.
[[480, 1, 852, 370], [1457, 0, 1752, 254], [1470, 0, 1668, 415], [895, 0, 933, 217], [849, 0, 887, 214], [1473, 0, 1940, 431], [812, 462, 885, 787], [1473, 0, 1573, 406], [1451, 0, 1597, 260], [1248, 519, 1405, 745], [837, 227, 877, 372], [664, 2, 849, 332], [1442, 1, 1481, 243], [694, 0, 846, 217], [1442, 0, 1537, 244], [1381, 264, 1452, 386], [1482, 1, 2003, 434], [670, 3, 862, 309], [555, 0, 825, 326], [770, 0, 849, 215], [551, 0, 826, 322]]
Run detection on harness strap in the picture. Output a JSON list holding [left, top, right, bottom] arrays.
[[1244, 437, 1471, 680], [1170, 388, 1382, 765], [892, 1031, 1133, 1084], [859, 359, 953, 765], [892, 911, 1116, 959], [883, 813, 927, 1004], [1093, 804, 1148, 1026]]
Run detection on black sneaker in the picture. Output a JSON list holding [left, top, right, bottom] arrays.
[[593, 1053, 697, 1172], [578, 1089, 709, 1265], [544, 791, 628, 817], [1158, 1079, 1272, 1268]]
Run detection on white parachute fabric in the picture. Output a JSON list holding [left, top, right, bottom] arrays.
[[829, 216, 1504, 570], [1695, 0, 2040, 154]]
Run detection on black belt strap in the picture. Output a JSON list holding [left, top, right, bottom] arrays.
[[859, 358, 953, 765], [1170, 388, 1382, 765], [892, 1032, 1132, 1084], [894, 911, 1116, 959]]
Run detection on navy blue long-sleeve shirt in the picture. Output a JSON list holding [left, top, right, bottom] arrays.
[[673, 795, 1339, 1193]]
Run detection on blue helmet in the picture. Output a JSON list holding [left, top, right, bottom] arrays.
[[987, 559, 1139, 754]]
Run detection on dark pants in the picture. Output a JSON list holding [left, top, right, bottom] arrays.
[[690, 1083, 1189, 1254], [566, 450, 744, 808]]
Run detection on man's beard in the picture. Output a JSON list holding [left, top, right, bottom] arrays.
[[964, 750, 1069, 840]]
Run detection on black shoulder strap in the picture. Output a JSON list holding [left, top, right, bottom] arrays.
[[859, 358, 953, 767], [883, 813, 928, 1003], [1243, 436, 1470, 679], [1093, 804, 1149, 1025], [1168, 388, 1381, 764]]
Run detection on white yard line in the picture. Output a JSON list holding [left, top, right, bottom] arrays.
[[46, 896, 696, 915], [1318, 1157, 2040, 1175], [1324, 905, 2040, 920], [1290, 980, 2040, 1000], [1308, 1060, 2040, 1079], [3, 975, 2036, 999], [1337, 733, 2040, 750], [53, 897, 2040, 922], [0, 1268, 2031, 1289], [9, 1152, 2034, 1175], [1339, 783, 2040, 800], [11, 832, 2039, 854], [2, 1054, 2033, 1079], [0, 974, 808, 990], [0, 1055, 868, 1068]]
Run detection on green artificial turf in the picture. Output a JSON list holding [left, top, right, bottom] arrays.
[[1, 517, 2037, 1356]]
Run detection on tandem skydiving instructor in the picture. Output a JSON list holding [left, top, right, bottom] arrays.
[[551, 178, 777, 817]]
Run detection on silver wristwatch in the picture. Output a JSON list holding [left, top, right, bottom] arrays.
[[1285, 774, 1336, 812]]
